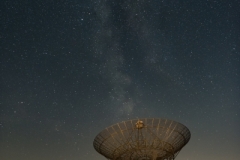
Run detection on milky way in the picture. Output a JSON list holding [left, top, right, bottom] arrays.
[[1, 0, 240, 160]]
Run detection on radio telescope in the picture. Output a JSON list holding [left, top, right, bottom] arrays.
[[93, 118, 191, 160]]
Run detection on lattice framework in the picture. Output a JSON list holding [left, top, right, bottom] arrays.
[[93, 118, 191, 160]]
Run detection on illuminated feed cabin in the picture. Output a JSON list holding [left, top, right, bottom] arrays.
[[93, 118, 191, 160]]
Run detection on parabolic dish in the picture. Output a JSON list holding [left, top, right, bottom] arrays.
[[93, 118, 191, 160]]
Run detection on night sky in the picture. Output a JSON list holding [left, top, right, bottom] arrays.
[[1, 0, 240, 160]]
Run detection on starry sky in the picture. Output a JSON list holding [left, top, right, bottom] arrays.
[[1, 0, 240, 160]]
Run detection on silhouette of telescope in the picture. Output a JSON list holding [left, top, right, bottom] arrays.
[[93, 118, 191, 160]]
